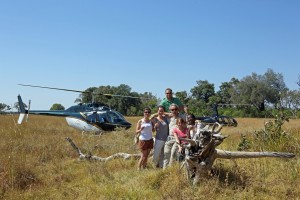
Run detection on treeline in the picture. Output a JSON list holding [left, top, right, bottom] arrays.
[[76, 69, 300, 118], [1, 69, 299, 118]]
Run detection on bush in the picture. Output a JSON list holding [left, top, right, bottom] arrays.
[[252, 114, 293, 152]]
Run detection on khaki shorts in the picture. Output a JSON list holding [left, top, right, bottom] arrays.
[[139, 138, 154, 150]]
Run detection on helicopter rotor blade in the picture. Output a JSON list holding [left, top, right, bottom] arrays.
[[18, 84, 89, 93], [18, 84, 150, 100], [98, 93, 146, 99]]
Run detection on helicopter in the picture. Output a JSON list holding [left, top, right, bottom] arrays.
[[196, 104, 238, 127], [16, 84, 145, 133]]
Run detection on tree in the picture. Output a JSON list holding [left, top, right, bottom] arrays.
[[186, 98, 207, 116], [77, 84, 158, 116], [74, 97, 82, 104], [50, 104, 65, 110], [230, 73, 266, 111], [175, 91, 188, 105], [108, 84, 140, 115], [230, 69, 287, 112], [281, 90, 300, 118], [0, 103, 9, 113], [81, 87, 98, 103], [262, 69, 287, 108], [138, 92, 158, 112], [216, 77, 239, 105], [190, 80, 215, 103]]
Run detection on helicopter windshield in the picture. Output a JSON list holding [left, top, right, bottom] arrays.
[[106, 111, 126, 123]]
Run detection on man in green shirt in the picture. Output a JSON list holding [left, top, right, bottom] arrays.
[[160, 88, 184, 113]]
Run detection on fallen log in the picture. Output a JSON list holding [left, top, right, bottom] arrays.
[[66, 137, 140, 161], [215, 149, 296, 159]]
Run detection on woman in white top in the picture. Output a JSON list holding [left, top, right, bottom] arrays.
[[135, 107, 154, 170]]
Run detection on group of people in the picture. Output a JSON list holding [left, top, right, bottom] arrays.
[[135, 88, 198, 170]]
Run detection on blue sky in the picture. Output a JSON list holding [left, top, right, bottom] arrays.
[[1, 0, 299, 110]]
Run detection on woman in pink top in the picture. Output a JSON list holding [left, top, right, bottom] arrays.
[[173, 118, 190, 161]]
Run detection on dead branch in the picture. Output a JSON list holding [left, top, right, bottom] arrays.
[[66, 137, 140, 161], [215, 149, 295, 159]]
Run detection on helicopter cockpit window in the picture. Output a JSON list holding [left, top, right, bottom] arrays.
[[114, 111, 126, 120], [106, 111, 125, 123], [86, 112, 98, 123], [86, 112, 106, 123], [97, 113, 106, 123]]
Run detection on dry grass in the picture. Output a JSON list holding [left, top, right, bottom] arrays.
[[0, 115, 299, 199]]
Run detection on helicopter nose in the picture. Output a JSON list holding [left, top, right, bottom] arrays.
[[122, 121, 132, 129]]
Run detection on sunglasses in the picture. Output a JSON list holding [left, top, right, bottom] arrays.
[[144, 111, 150, 114], [166, 93, 172, 94], [171, 108, 178, 111]]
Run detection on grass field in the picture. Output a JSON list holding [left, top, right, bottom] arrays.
[[0, 115, 299, 199]]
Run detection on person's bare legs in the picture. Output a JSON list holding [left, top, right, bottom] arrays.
[[138, 149, 149, 170]]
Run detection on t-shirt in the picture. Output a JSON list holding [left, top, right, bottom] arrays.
[[173, 127, 189, 144], [160, 97, 183, 112], [153, 116, 169, 141], [168, 114, 186, 136]]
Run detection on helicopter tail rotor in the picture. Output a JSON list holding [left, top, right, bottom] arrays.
[[26, 100, 31, 122]]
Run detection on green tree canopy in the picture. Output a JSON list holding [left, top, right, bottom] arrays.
[[230, 73, 266, 111], [281, 90, 300, 118], [175, 91, 188, 105], [216, 78, 239, 105], [230, 69, 287, 111], [190, 80, 215, 103], [50, 104, 65, 110], [78, 84, 158, 115]]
